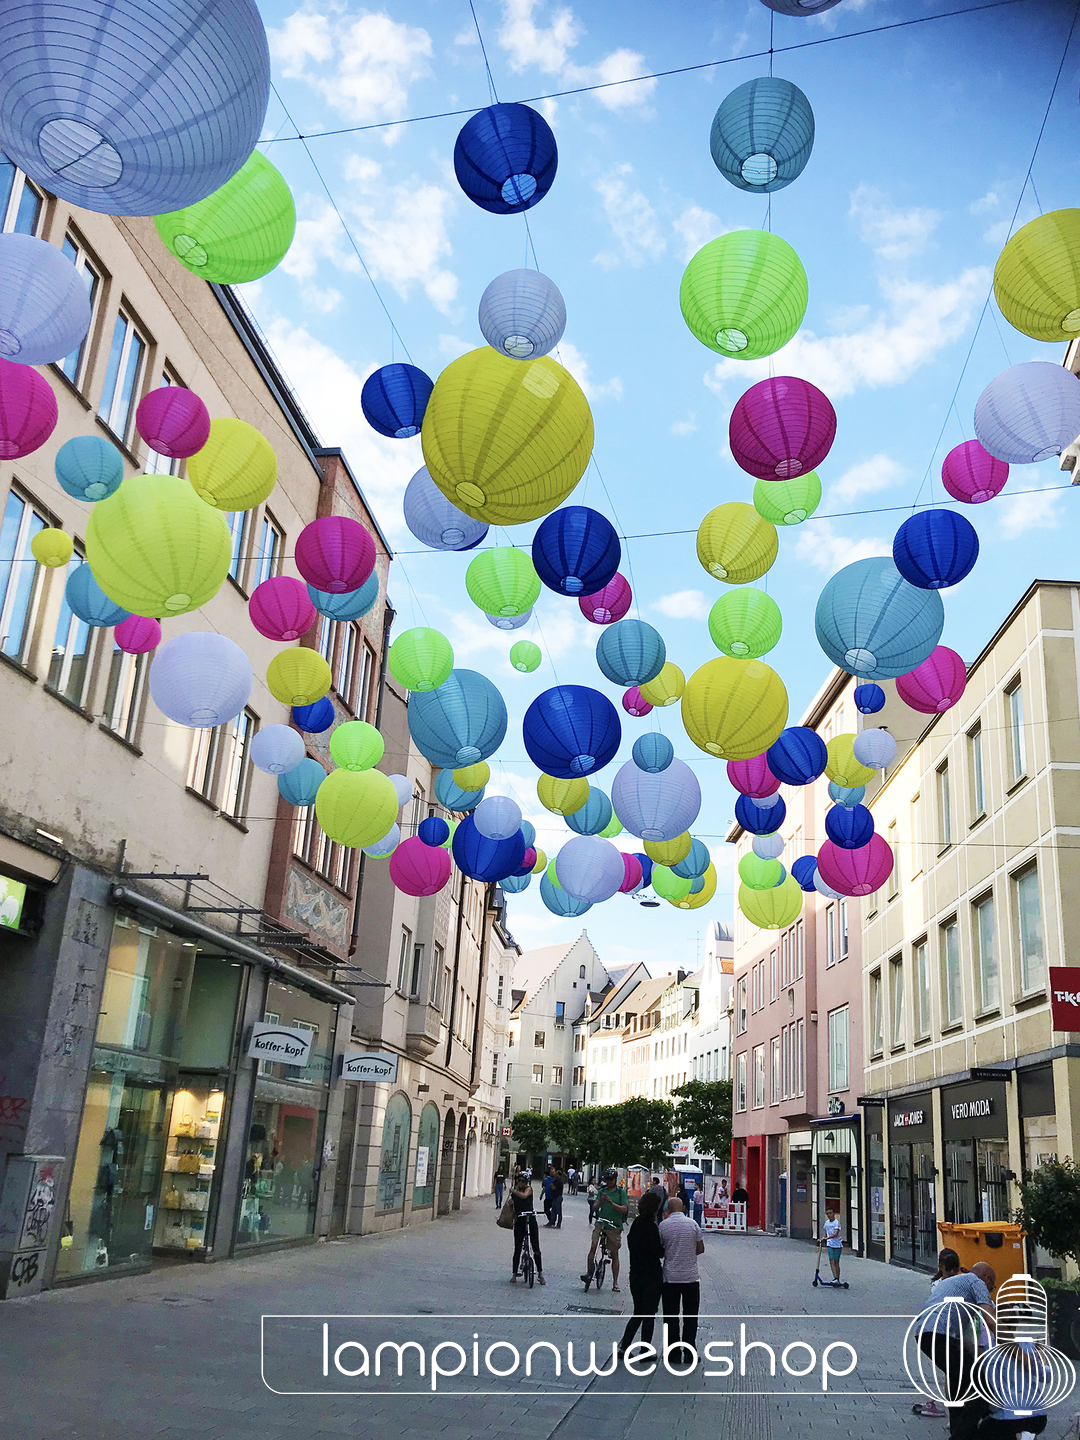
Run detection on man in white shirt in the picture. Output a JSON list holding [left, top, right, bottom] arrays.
[[658, 1197, 705, 1359]]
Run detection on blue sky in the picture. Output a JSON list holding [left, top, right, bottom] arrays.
[[245, 0, 1080, 972]]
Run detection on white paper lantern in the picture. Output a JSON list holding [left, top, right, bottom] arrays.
[[403, 465, 489, 551], [387, 773, 413, 808], [487, 608, 532, 631], [814, 868, 844, 900], [611, 758, 701, 842], [555, 835, 625, 903], [478, 269, 567, 359], [473, 794, 522, 841], [853, 727, 897, 770], [250, 724, 305, 775], [363, 822, 400, 858], [974, 362, 1080, 464], [149, 632, 253, 727], [0, 233, 92, 365], [753, 833, 785, 859]]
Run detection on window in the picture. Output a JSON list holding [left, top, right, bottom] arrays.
[[503, 1095, 512, 1118], [357, 644, 376, 721], [408, 943, 424, 998], [890, 954, 905, 1048], [530, 1099, 543, 1113], [253, 514, 283, 588], [579, 965, 586, 979], [317, 614, 335, 662], [796, 1019, 805, 1095], [59, 234, 102, 386], [828, 1007, 850, 1092], [1015, 865, 1044, 994], [533, 1030, 545, 1049], [396, 928, 412, 993], [969, 725, 985, 816], [888, 822, 899, 898], [869, 970, 883, 1056], [291, 803, 315, 865], [941, 918, 962, 1027], [188, 726, 220, 800], [0, 157, 43, 235], [555, 1001, 565, 1027], [442, 965, 452, 1014], [550, 1099, 562, 1112], [1007, 682, 1026, 782], [752, 1044, 765, 1109], [221, 709, 254, 818], [336, 622, 357, 703], [506, 1063, 513, 1082], [227, 511, 247, 584], [98, 311, 147, 446], [491, 1052, 499, 1085], [826, 906, 836, 968], [938, 762, 952, 848], [795, 920, 804, 979], [737, 976, 747, 1034], [103, 645, 146, 742], [552, 1065, 563, 1086], [770, 1036, 780, 1104], [915, 939, 931, 1038], [770, 949, 777, 1001], [839, 900, 848, 960], [781, 932, 789, 989], [590, 1081, 597, 1101], [735, 1052, 747, 1112], [496, 974, 504, 1008], [0, 488, 47, 661], [975, 893, 999, 1012], [430, 944, 444, 1006], [532, 1064, 544, 1084], [141, 373, 184, 474], [47, 553, 92, 706]]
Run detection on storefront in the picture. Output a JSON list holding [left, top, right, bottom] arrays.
[[888, 1093, 936, 1270], [766, 1133, 787, 1233], [941, 1077, 1010, 1225], [1018, 1065, 1059, 1278], [811, 1114, 861, 1251], [862, 1100, 886, 1263]]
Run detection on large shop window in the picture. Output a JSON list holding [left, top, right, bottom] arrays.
[[888, 1097, 937, 1270], [942, 1079, 1010, 1225], [412, 1102, 440, 1211], [376, 1092, 412, 1214], [865, 1105, 886, 1263]]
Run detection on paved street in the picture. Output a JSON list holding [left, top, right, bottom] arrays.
[[2, 1193, 1077, 1440]]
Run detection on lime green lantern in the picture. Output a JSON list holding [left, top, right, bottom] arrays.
[[421, 348, 594, 526], [709, 588, 782, 658], [154, 151, 297, 285], [441, 820, 458, 850], [994, 209, 1080, 341], [187, 418, 277, 511], [266, 648, 333, 707], [466, 547, 540, 617], [532, 847, 547, 873], [329, 720, 384, 772], [510, 639, 542, 672], [739, 874, 803, 929], [673, 862, 716, 910], [598, 813, 623, 839], [316, 768, 400, 848], [681, 656, 788, 760], [31, 528, 73, 568], [651, 864, 692, 902], [680, 230, 808, 359], [825, 733, 875, 788], [85, 474, 232, 617], [454, 761, 490, 789], [388, 628, 454, 692], [738, 851, 783, 889], [643, 832, 692, 865], [639, 662, 685, 708], [753, 472, 821, 526], [546, 856, 562, 888], [697, 503, 777, 584], [538, 773, 588, 816]]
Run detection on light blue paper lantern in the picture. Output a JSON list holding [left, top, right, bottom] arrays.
[[148, 631, 253, 728], [0, 234, 92, 365], [0, 0, 270, 216], [278, 758, 325, 807], [479, 269, 567, 359], [540, 871, 591, 917], [307, 571, 380, 621], [556, 835, 625, 903], [250, 723, 305, 775], [815, 557, 945, 680], [672, 838, 711, 880], [611, 758, 701, 842], [828, 781, 866, 808], [711, 77, 815, 193], [596, 618, 667, 687], [565, 786, 613, 836], [364, 823, 400, 858], [408, 669, 507, 769], [387, 773, 413, 808], [55, 435, 124, 502], [474, 794, 522, 842], [974, 362, 1080, 465], [520, 820, 536, 849], [65, 563, 129, 627], [501, 871, 532, 893], [433, 769, 485, 812], [403, 465, 489, 551], [853, 727, 898, 770], [753, 832, 784, 859], [632, 733, 674, 773], [814, 867, 845, 900]]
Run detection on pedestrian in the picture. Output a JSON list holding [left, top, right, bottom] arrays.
[[510, 1175, 545, 1286], [912, 1248, 994, 1436], [586, 1179, 598, 1224], [731, 1182, 749, 1204], [659, 1196, 705, 1363], [549, 1169, 564, 1229], [618, 1190, 665, 1358], [647, 1174, 668, 1213], [822, 1205, 844, 1284], [567, 1165, 577, 1195], [542, 1166, 555, 1225], [676, 1180, 691, 1214], [690, 1181, 704, 1228], [493, 1168, 505, 1209]]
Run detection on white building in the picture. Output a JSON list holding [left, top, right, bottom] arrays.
[[690, 921, 735, 1085], [580, 963, 650, 1106]]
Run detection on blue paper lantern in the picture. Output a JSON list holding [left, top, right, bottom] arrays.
[[672, 838, 711, 880], [710, 77, 814, 194], [418, 815, 451, 847], [596, 619, 666, 687], [633, 852, 654, 888], [55, 435, 123, 502], [974, 361, 1080, 465], [611, 758, 701, 841], [735, 793, 786, 835], [278, 757, 325, 807], [510, 849, 536, 877], [454, 102, 558, 215], [854, 683, 885, 715], [453, 813, 526, 882], [828, 781, 866, 808], [65, 563, 129, 627], [893, 511, 979, 591], [523, 684, 621, 779], [501, 871, 532, 893], [479, 269, 566, 359], [250, 724, 305, 775], [790, 855, 818, 892], [408, 669, 507, 769], [540, 870, 591, 916], [532, 506, 621, 597], [767, 726, 828, 786], [825, 803, 875, 850], [434, 769, 485, 812], [0, 0, 269, 216], [0, 234, 92, 365], [403, 466, 489, 552], [292, 696, 335, 733], [361, 363, 433, 439], [520, 820, 536, 849], [632, 733, 674, 773], [815, 557, 945, 680], [556, 835, 625, 902], [565, 786, 613, 836], [307, 571, 380, 622]]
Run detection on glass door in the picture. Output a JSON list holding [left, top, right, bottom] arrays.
[[946, 1139, 977, 1222], [890, 1143, 914, 1265], [977, 1139, 1010, 1221], [914, 1142, 938, 1270]]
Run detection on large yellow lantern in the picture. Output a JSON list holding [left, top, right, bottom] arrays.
[[643, 832, 692, 866], [187, 417, 277, 511], [681, 656, 788, 760], [266, 648, 333, 707], [537, 773, 589, 816], [316, 769, 400, 848], [739, 874, 803, 928], [696, 502, 778, 583], [825, 733, 876, 788], [639, 662, 685, 708]]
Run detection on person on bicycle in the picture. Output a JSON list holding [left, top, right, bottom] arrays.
[[580, 1167, 628, 1292], [510, 1175, 545, 1286]]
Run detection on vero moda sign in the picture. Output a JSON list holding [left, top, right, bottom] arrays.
[[1050, 968, 1080, 1031]]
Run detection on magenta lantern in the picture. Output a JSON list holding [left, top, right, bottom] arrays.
[[520, 846, 537, 872], [622, 686, 653, 718], [0, 355, 57, 459], [135, 386, 211, 459], [941, 440, 1008, 505], [295, 516, 377, 595], [389, 835, 452, 896], [249, 575, 317, 642], [817, 835, 894, 898], [726, 754, 782, 798], [619, 852, 644, 893], [115, 614, 161, 655], [896, 645, 967, 715], [579, 573, 632, 625], [729, 375, 837, 480]]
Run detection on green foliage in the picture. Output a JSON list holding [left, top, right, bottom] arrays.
[[1015, 1158, 1080, 1270], [510, 1110, 549, 1159], [544, 1099, 674, 1168], [671, 1079, 733, 1159], [545, 1108, 576, 1156]]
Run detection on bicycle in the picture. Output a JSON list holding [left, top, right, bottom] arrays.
[[519, 1224, 536, 1289], [584, 1223, 614, 1291]]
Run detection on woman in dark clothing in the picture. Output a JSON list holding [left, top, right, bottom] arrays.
[[618, 1191, 664, 1354], [510, 1177, 546, 1285]]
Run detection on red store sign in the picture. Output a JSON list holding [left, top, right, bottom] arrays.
[[1049, 967, 1080, 1031]]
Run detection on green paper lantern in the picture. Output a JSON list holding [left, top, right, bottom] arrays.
[[709, 588, 782, 658], [598, 813, 623, 839], [546, 856, 562, 888], [316, 768, 400, 849], [697, 502, 777, 584], [510, 639, 542, 672], [738, 852, 783, 889], [643, 832, 692, 866], [187, 417, 277, 511], [466, 546, 540, 617], [680, 230, 808, 359], [994, 209, 1080, 342], [388, 627, 454, 692], [329, 720, 384, 772], [753, 471, 821, 526], [651, 864, 693, 902], [682, 656, 788, 761], [442, 820, 459, 850], [739, 875, 803, 929], [154, 150, 297, 285]]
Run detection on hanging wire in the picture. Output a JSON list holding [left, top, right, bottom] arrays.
[[469, 0, 500, 104]]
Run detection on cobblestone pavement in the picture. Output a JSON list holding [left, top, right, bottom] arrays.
[[3, 1194, 1077, 1440]]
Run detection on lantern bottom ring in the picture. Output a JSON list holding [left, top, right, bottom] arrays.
[[0, 328, 21, 357], [165, 593, 192, 611], [39, 117, 123, 186], [716, 327, 748, 353]]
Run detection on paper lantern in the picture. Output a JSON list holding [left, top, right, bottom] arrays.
[[421, 348, 593, 526], [295, 516, 376, 596], [697, 503, 778, 583], [994, 209, 1080, 340], [540, 872, 591, 917], [727, 753, 782, 797], [364, 823, 400, 859], [826, 803, 875, 850], [115, 614, 161, 655], [730, 376, 836, 479], [390, 836, 452, 897], [710, 77, 814, 193], [0, 233, 92, 364], [434, 769, 484, 812], [453, 813, 526, 882], [537, 773, 589, 816], [487, 609, 532, 632], [249, 576, 316, 642], [454, 102, 557, 214], [474, 795, 523, 842], [672, 838, 711, 880], [709, 588, 782, 658], [65, 565, 130, 627], [813, 868, 843, 899], [974, 362, 1080, 465], [278, 757, 325, 807], [754, 791, 782, 809], [762, 0, 842, 11], [403, 466, 489, 552], [501, 871, 531, 894], [640, 663, 685, 708], [753, 832, 784, 859], [408, 669, 507, 769], [532, 506, 620, 597], [620, 853, 644, 893], [633, 852, 655, 887], [455, 762, 490, 790], [791, 855, 818, 891], [740, 852, 783, 889], [418, 816, 451, 847], [767, 726, 828, 786], [317, 768, 400, 849], [389, 628, 454, 693], [186, 418, 276, 512], [596, 619, 666, 687], [135, 387, 210, 460], [815, 557, 945, 680], [308, 573, 380, 622], [565, 787, 613, 837], [85, 475, 232, 617], [509, 846, 536, 879], [361, 363, 433, 440], [250, 724, 305, 776], [735, 794, 786, 835], [31, 529, 73, 568], [523, 684, 621, 779], [817, 834, 894, 897], [674, 863, 717, 910], [149, 631, 252, 726], [330, 721, 384, 772], [510, 640, 542, 672], [826, 734, 876, 788], [466, 547, 540, 617], [941, 440, 1008, 505], [633, 734, 674, 773], [644, 832, 693, 866], [611, 758, 701, 841], [853, 727, 897, 770], [532, 847, 547, 873], [855, 683, 885, 715], [893, 511, 979, 591], [479, 269, 566, 359], [622, 687, 653, 718], [292, 697, 335, 733], [0, 357, 57, 458], [154, 151, 295, 285], [599, 815, 623, 840], [387, 774, 413, 809], [680, 231, 808, 359], [753, 472, 821, 526], [55, 435, 122, 501], [739, 875, 803, 928], [579, 573, 632, 625], [556, 835, 625, 903], [828, 782, 866, 808], [519, 820, 536, 849], [651, 865, 693, 902], [0, 0, 269, 216], [897, 646, 967, 714], [266, 648, 332, 707], [682, 656, 788, 760]]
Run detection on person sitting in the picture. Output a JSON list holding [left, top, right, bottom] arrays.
[[913, 1248, 994, 1434]]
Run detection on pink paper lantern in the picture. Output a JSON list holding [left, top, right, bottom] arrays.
[[941, 440, 1008, 505], [389, 835, 452, 896], [249, 576, 317, 642], [727, 753, 782, 798], [135, 386, 211, 459], [619, 852, 644, 893], [520, 846, 537, 872], [622, 686, 653, 717], [295, 516, 377, 595], [896, 645, 967, 715], [579, 573, 632, 625], [0, 356, 57, 459], [115, 614, 162, 654], [729, 375, 837, 480], [817, 834, 894, 898]]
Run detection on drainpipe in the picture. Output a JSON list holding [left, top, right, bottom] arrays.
[[443, 872, 470, 1071], [349, 600, 394, 960]]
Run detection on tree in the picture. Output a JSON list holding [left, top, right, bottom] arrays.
[[510, 1110, 549, 1162], [545, 1099, 674, 1168], [671, 1079, 733, 1160], [1016, 1158, 1080, 1271], [546, 1108, 577, 1158]]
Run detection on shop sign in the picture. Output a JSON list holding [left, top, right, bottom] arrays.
[[415, 1146, 429, 1187], [0, 873, 26, 930], [1050, 967, 1080, 1030], [246, 1023, 313, 1066], [340, 1050, 398, 1082], [501, 1125, 512, 1137], [893, 1108, 926, 1128], [673, 1139, 690, 1156], [827, 1097, 845, 1116], [950, 1096, 993, 1122]]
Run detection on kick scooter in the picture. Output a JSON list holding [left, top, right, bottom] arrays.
[[811, 1238, 849, 1289]]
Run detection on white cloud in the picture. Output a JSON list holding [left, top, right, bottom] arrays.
[[593, 48, 656, 110], [342, 155, 458, 310], [829, 454, 907, 504], [969, 191, 1000, 216], [793, 521, 889, 576], [553, 340, 623, 401], [672, 204, 723, 262], [444, 604, 587, 667], [654, 589, 710, 621], [437, 333, 475, 360], [996, 480, 1064, 538], [269, 9, 432, 126], [594, 164, 666, 267], [671, 415, 697, 436], [849, 185, 941, 263], [496, 1, 654, 110]]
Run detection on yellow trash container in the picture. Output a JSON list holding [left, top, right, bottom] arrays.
[[937, 1221, 1025, 1296]]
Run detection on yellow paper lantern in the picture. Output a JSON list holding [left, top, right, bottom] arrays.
[[639, 662, 685, 708], [993, 209, 1080, 341], [187, 417, 277, 511], [825, 733, 876, 788], [316, 768, 400, 848], [421, 347, 594, 526], [31, 528, 73, 568], [671, 862, 717, 910], [696, 502, 777, 584], [537, 773, 589, 816], [266, 648, 332, 707], [454, 761, 490, 790], [739, 875, 803, 929], [681, 656, 788, 760], [532, 847, 547, 873], [644, 832, 692, 866]]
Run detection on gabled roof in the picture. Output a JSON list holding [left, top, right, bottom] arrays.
[[511, 931, 600, 1007], [615, 974, 671, 1024]]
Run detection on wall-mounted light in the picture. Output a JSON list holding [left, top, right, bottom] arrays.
[[810, 1011, 819, 1024]]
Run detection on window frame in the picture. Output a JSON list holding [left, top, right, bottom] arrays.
[[47, 550, 94, 708], [938, 761, 952, 849], [221, 708, 255, 820], [1014, 863, 1044, 996], [890, 954, 905, 1050], [735, 1052, 747, 1113], [97, 307, 149, 448], [252, 512, 284, 589], [770, 1035, 781, 1105], [974, 891, 999, 1013], [914, 937, 931, 1039], [869, 969, 883, 1057], [828, 1005, 850, 1093], [1007, 681, 1026, 783], [187, 725, 221, 802], [969, 723, 985, 818], [102, 644, 147, 743], [941, 917, 962, 1028], [752, 1043, 765, 1110], [59, 231, 104, 389], [0, 486, 48, 665]]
